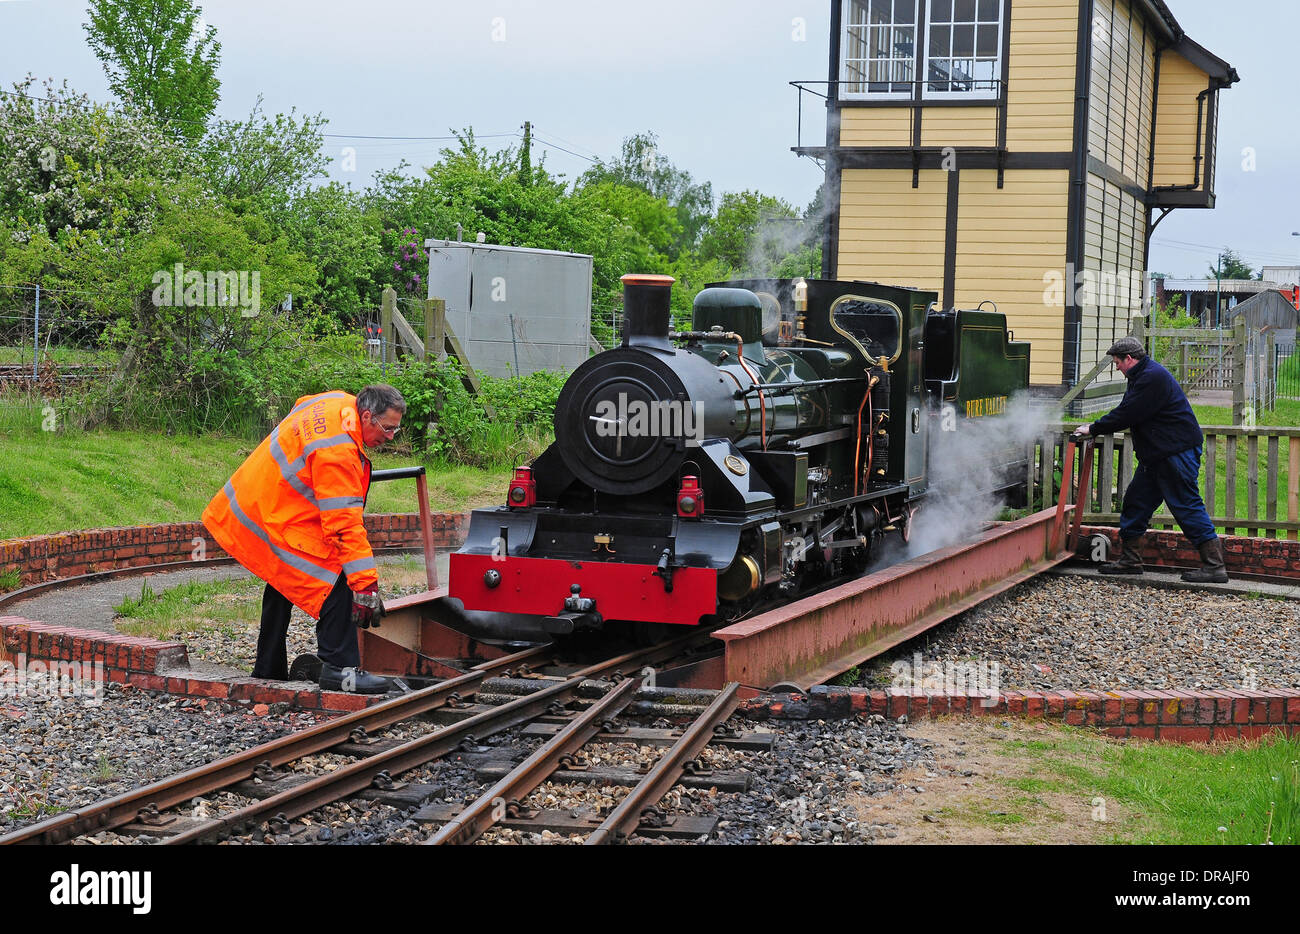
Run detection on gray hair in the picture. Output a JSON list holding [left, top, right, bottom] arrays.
[[356, 384, 407, 417]]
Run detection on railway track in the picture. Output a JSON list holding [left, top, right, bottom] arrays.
[[422, 679, 747, 845], [0, 363, 105, 383], [0, 633, 756, 846]]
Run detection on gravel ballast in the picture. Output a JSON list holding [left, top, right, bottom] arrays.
[[0, 672, 321, 835], [865, 574, 1300, 693]]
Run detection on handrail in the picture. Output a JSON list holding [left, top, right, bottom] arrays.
[[791, 79, 1005, 153]]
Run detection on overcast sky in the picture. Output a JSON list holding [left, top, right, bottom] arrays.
[[1, 0, 1295, 279]]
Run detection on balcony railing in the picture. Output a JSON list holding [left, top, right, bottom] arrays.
[[791, 79, 1004, 153]]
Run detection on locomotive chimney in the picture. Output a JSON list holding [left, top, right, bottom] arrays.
[[620, 274, 675, 351]]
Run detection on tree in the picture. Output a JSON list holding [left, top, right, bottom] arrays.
[[0, 77, 197, 242], [84, 0, 221, 140], [699, 190, 800, 273], [198, 99, 329, 214], [581, 133, 713, 255], [1208, 249, 1254, 281]]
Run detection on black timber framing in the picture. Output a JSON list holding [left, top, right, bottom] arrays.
[[1063, 0, 1095, 386], [1142, 41, 1164, 276], [822, 0, 843, 278], [943, 169, 959, 309], [997, 0, 1012, 186], [804, 149, 1071, 170]]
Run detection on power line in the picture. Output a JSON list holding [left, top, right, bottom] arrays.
[[325, 131, 518, 141], [0, 88, 522, 146], [529, 132, 598, 163], [530, 127, 603, 161]]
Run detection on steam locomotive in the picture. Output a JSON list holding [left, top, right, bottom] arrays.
[[447, 274, 1029, 640]]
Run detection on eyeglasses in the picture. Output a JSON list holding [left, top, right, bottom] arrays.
[[367, 413, 401, 436]]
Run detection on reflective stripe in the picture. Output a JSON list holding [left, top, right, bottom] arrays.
[[269, 427, 319, 507], [288, 391, 347, 418], [318, 496, 364, 511], [268, 428, 359, 509], [342, 556, 377, 575], [285, 433, 356, 476], [222, 482, 338, 586]]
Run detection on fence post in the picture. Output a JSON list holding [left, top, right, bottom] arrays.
[[424, 298, 447, 362], [32, 283, 40, 378], [380, 287, 396, 371], [1180, 340, 1190, 384], [1232, 317, 1246, 426], [1266, 332, 1276, 409]]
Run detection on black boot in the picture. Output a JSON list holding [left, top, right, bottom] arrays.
[[1099, 537, 1144, 575], [319, 663, 398, 695], [1182, 538, 1229, 584]]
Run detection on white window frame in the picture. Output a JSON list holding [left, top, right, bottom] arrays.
[[921, 0, 1004, 101], [838, 0, 1005, 102], [839, 0, 920, 101]]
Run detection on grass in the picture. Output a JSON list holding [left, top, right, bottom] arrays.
[[0, 569, 19, 593], [0, 771, 66, 819], [0, 397, 510, 538], [113, 577, 264, 641], [0, 345, 117, 367], [988, 727, 1300, 845], [111, 555, 434, 641], [828, 666, 862, 687]]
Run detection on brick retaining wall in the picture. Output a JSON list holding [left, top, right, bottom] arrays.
[[1075, 525, 1300, 578], [741, 684, 1300, 742], [0, 513, 469, 587], [0, 615, 387, 714]]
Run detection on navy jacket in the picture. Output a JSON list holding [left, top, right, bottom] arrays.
[[1089, 357, 1204, 462]]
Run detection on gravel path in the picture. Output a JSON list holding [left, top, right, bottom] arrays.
[[864, 572, 1300, 692], [5, 565, 252, 635]]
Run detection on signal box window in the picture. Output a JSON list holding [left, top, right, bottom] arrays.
[[925, 0, 1001, 97], [840, 0, 1002, 101], [841, 0, 917, 99]]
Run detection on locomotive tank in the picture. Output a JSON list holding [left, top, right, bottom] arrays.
[[552, 277, 830, 496]]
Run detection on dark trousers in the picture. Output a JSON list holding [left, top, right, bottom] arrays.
[[1118, 447, 1217, 547], [253, 573, 359, 679]]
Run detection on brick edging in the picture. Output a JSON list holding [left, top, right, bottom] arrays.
[[739, 684, 1300, 742], [1075, 525, 1300, 579], [0, 513, 469, 588], [0, 615, 387, 714]]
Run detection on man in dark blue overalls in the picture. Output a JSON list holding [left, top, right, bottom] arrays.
[[1072, 337, 1228, 583]]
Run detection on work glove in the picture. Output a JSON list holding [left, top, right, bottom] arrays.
[[351, 582, 383, 629]]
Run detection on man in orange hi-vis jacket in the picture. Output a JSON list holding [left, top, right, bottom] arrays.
[[203, 385, 406, 694]]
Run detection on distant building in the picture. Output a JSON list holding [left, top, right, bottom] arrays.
[[1260, 265, 1300, 288], [1156, 271, 1300, 327], [796, 0, 1238, 410]]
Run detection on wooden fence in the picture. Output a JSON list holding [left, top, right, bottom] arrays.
[[1020, 427, 1300, 539], [1148, 324, 1240, 391]]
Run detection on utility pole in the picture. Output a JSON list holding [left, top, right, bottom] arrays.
[[520, 120, 532, 185], [1215, 251, 1222, 329]]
